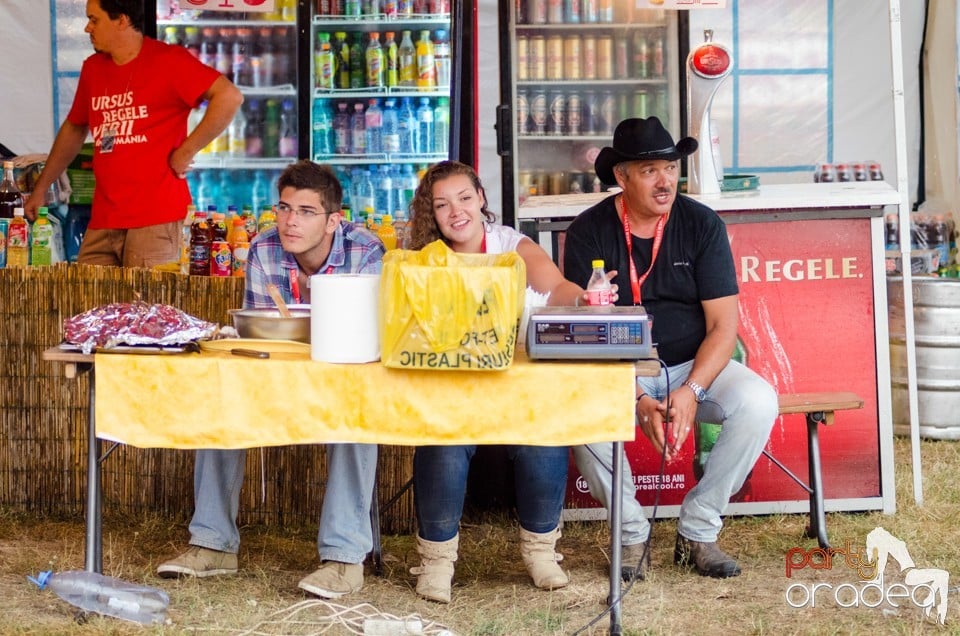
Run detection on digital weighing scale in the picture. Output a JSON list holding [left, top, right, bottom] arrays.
[[525, 306, 653, 360]]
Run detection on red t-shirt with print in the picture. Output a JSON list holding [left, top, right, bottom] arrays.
[[68, 37, 221, 229]]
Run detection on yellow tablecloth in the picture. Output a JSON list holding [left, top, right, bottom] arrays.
[[94, 350, 638, 449]]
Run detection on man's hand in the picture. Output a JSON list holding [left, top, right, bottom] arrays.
[[637, 389, 697, 462], [168, 146, 193, 179]]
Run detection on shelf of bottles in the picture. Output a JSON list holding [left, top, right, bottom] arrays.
[[310, 1, 453, 222], [511, 2, 677, 200], [157, 2, 300, 216]]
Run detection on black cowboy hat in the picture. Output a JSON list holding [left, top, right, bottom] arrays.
[[594, 117, 698, 185]]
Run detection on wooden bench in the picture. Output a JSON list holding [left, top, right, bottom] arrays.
[[763, 391, 864, 549]]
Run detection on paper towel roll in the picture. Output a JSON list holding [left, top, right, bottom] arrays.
[[310, 274, 381, 363]]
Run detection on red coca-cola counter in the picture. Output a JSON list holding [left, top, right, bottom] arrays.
[[518, 181, 899, 518]]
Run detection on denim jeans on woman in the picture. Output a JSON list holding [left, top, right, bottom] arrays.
[[413, 444, 569, 541]]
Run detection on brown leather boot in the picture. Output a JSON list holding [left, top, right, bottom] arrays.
[[621, 541, 650, 582], [674, 534, 741, 578]]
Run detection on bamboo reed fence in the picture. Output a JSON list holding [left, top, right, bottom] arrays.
[[0, 263, 415, 533]]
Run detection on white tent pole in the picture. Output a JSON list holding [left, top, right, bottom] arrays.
[[888, 0, 923, 505]]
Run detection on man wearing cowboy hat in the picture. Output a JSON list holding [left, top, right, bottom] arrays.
[[563, 117, 777, 580]]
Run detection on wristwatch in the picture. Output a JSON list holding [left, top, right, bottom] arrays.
[[684, 379, 707, 403]]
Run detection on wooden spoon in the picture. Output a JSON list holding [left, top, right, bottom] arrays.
[[266, 284, 293, 318]]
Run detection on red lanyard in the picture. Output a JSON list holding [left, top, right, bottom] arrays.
[[288, 268, 301, 304], [619, 196, 666, 305], [288, 265, 336, 304], [480, 230, 487, 254]]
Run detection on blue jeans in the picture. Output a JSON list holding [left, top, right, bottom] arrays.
[[413, 445, 569, 541], [187, 444, 377, 564], [573, 359, 777, 544]]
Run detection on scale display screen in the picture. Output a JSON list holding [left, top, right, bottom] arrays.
[[525, 306, 653, 360]]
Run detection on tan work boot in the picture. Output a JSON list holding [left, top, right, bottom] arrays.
[[156, 546, 238, 578], [410, 534, 458, 603], [674, 534, 741, 578], [621, 541, 650, 582], [298, 561, 364, 598], [519, 527, 569, 590]]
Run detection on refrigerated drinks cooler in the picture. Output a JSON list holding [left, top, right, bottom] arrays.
[[501, 2, 681, 221], [310, 2, 456, 223], [152, 0, 469, 227], [155, 2, 300, 217]]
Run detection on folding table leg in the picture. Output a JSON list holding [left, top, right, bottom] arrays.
[[84, 366, 102, 574]]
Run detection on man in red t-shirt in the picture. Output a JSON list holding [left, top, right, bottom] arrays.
[[25, 0, 242, 267]]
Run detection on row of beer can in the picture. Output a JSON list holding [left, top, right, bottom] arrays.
[[517, 31, 666, 82], [517, 87, 668, 137], [518, 169, 611, 198], [517, 0, 615, 25]]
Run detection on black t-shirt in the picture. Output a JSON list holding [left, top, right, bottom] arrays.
[[563, 194, 738, 365]]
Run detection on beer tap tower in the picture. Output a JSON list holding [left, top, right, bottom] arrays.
[[686, 29, 732, 195]]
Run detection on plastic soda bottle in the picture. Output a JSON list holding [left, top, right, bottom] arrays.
[[241, 204, 258, 242], [384, 31, 399, 87], [378, 214, 398, 250], [349, 36, 365, 88], [365, 98, 383, 154], [365, 31, 384, 88], [433, 96, 449, 154], [29, 569, 169, 625], [0, 219, 7, 268], [189, 210, 212, 276], [258, 204, 277, 233], [315, 32, 335, 90], [180, 205, 195, 275], [398, 30, 416, 87], [30, 206, 54, 266], [334, 32, 351, 89], [434, 29, 451, 86], [416, 97, 434, 154], [6, 208, 29, 267], [0, 160, 23, 219], [351, 102, 367, 155], [416, 30, 436, 89], [229, 217, 250, 277], [585, 259, 612, 306]]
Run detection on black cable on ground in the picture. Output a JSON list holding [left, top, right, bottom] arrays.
[[571, 358, 672, 635]]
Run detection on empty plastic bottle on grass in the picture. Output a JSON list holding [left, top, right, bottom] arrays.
[[585, 259, 612, 306], [29, 569, 169, 625]]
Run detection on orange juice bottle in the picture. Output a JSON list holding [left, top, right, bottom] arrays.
[[230, 217, 250, 277], [377, 214, 397, 250]]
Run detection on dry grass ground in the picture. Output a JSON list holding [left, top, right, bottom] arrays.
[[1, 436, 959, 635]]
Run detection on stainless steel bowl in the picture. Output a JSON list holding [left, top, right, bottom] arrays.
[[229, 308, 311, 343]]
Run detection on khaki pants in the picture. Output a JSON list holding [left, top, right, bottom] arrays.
[[78, 220, 181, 268]]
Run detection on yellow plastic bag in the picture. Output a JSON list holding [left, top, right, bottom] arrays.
[[380, 240, 526, 370]]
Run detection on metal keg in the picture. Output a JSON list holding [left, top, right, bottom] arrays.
[[888, 276, 960, 440]]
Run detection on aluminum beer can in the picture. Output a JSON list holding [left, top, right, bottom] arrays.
[[599, 90, 615, 135], [528, 0, 547, 24], [598, 0, 613, 22], [568, 171, 584, 193], [633, 88, 648, 118], [546, 35, 564, 80], [530, 89, 547, 134], [547, 0, 563, 24], [517, 35, 529, 81], [597, 35, 613, 79], [563, 35, 581, 80], [547, 90, 566, 135], [581, 35, 596, 79], [566, 91, 581, 135], [518, 170, 534, 200], [529, 35, 546, 80], [614, 35, 629, 79], [533, 171, 549, 196], [581, 89, 598, 135], [581, 0, 598, 23], [549, 171, 567, 195], [516, 89, 530, 135], [563, 0, 580, 23]]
